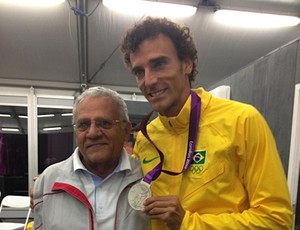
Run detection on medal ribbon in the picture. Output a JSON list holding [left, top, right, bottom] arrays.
[[140, 90, 201, 185]]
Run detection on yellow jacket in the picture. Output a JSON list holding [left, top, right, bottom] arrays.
[[133, 88, 292, 230]]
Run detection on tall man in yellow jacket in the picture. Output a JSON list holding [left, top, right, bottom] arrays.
[[120, 17, 293, 230]]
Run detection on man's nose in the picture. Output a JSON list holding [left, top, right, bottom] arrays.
[[86, 122, 102, 137], [144, 69, 158, 86]]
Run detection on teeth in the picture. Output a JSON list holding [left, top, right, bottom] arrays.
[[149, 89, 165, 97]]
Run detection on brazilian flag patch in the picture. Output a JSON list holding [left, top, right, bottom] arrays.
[[191, 150, 206, 165]]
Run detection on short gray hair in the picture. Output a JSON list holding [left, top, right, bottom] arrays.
[[72, 86, 130, 124]]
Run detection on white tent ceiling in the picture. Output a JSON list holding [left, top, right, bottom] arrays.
[[0, 0, 299, 94], [0, 0, 299, 131]]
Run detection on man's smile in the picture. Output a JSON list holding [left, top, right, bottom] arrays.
[[148, 88, 167, 98]]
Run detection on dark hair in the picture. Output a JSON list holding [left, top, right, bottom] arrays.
[[121, 17, 198, 83]]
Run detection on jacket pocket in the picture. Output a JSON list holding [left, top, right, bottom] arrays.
[[182, 161, 225, 201]]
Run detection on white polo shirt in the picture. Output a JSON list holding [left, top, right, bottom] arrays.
[[73, 148, 131, 230]]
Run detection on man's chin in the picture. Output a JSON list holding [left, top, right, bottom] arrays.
[[85, 145, 108, 154], [149, 101, 168, 113]]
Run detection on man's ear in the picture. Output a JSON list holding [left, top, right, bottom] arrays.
[[183, 59, 193, 75], [125, 122, 132, 140]]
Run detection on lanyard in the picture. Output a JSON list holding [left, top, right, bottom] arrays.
[[140, 90, 201, 185]]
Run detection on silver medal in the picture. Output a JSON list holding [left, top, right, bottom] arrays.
[[128, 181, 151, 210]]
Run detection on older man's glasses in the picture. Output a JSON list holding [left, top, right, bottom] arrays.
[[73, 119, 125, 132]]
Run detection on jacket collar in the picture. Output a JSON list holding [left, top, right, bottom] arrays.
[[52, 149, 143, 192]]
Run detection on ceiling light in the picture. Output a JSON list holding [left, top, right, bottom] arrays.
[[214, 9, 300, 28], [18, 115, 28, 119], [43, 127, 62, 131], [102, 0, 197, 18], [0, 0, 65, 7], [61, 113, 73, 117], [38, 114, 55, 118], [0, 114, 11, 117], [1, 128, 19, 132]]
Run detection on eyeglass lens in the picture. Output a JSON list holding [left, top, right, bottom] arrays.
[[75, 119, 118, 131]]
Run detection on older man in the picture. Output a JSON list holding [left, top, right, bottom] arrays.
[[33, 86, 149, 230]]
